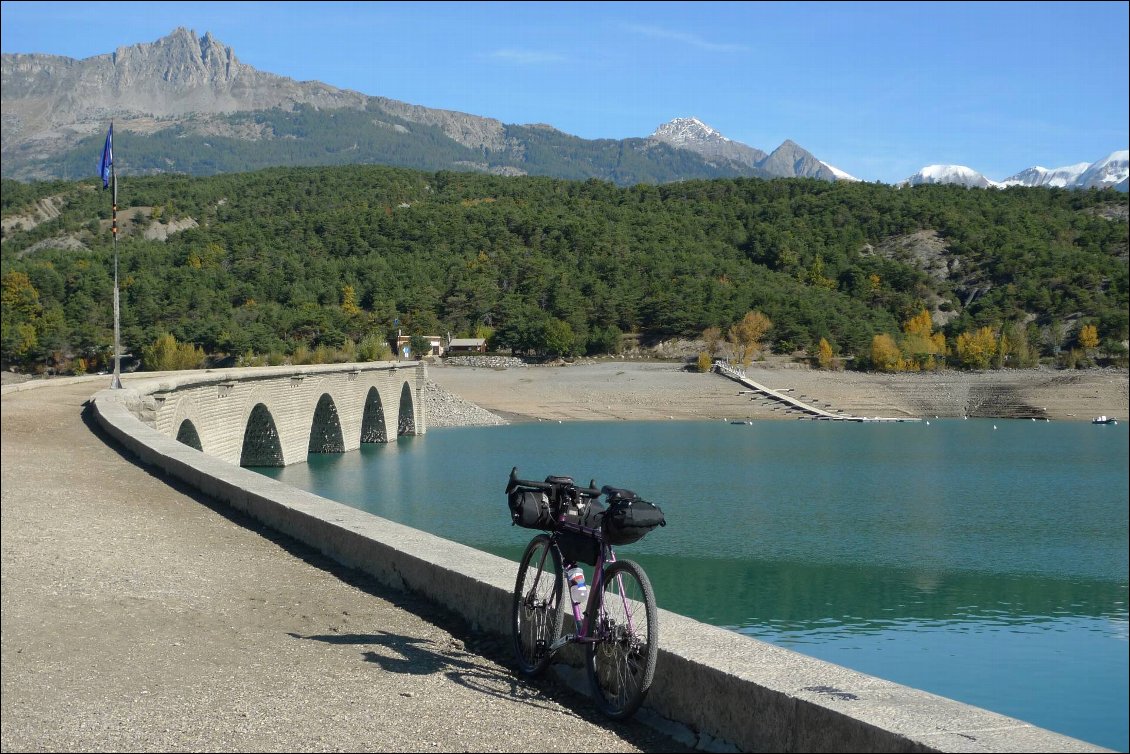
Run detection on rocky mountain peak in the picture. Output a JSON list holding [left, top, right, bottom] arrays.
[[649, 117, 768, 171], [106, 26, 248, 92], [651, 117, 730, 147], [760, 140, 837, 181], [1, 28, 371, 162]]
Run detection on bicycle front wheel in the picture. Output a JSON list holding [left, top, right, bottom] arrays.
[[512, 534, 565, 677], [585, 558, 658, 720]]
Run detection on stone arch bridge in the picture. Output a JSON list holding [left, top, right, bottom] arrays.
[[130, 361, 427, 467]]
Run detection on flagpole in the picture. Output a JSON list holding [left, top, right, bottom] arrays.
[[110, 123, 122, 389]]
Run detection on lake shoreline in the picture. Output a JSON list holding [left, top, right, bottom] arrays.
[[426, 358, 1129, 425]]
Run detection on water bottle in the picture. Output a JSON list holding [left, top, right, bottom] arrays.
[[566, 566, 588, 606]]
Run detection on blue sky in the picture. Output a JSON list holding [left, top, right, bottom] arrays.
[[2, 0, 1127, 184]]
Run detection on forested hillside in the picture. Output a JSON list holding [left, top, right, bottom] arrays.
[[2, 166, 1127, 374]]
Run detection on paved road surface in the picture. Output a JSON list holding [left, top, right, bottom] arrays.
[[1, 378, 688, 752]]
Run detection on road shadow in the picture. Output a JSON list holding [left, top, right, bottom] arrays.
[[289, 627, 691, 750]]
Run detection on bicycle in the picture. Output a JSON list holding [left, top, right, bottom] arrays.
[[505, 466, 666, 720]]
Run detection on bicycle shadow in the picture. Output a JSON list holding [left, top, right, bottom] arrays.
[[288, 629, 572, 712]]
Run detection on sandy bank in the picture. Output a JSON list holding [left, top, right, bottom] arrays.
[[427, 359, 1129, 424]]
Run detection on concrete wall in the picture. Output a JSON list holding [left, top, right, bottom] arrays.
[[89, 369, 1112, 754]]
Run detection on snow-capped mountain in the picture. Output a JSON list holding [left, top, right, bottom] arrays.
[[1001, 163, 1090, 188], [1074, 150, 1129, 191], [907, 151, 1128, 192], [903, 165, 1000, 189], [655, 117, 1122, 191]]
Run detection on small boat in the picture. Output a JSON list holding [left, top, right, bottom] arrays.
[[1092, 415, 1118, 425]]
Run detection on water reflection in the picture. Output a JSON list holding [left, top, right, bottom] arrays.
[[627, 554, 1127, 633]]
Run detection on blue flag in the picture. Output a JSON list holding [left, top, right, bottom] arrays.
[[99, 124, 113, 189]]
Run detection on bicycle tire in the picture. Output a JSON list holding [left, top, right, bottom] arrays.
[[512, 534, 565, 677], [585, 558, 658, 720]]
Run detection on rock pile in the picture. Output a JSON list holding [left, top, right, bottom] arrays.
[[439, 355, 527, 369], [422, 381, 508, 427]]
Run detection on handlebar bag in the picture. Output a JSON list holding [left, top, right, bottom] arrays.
[[603, 497, 666, 545], [508, 488, 555, 530]]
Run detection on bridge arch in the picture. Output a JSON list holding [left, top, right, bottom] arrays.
[[361, 386, 388, 443], [398, 380, 417, 436], [308, 393, 346, 453], [240, 402, 285, 467], [175, 419, 203, 451]]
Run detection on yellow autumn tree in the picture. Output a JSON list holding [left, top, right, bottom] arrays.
[[954, 326, 998, 370], [901, 309, 946, 370], [142, 333, 205, 372], [727, 311, 772, 367], [871, 333, 903, 372], [341, 284, 362, 316], [1079, 324, 1099, 351], [817, 337, 835, 370]]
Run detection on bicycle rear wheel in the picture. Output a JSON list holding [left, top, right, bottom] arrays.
[[512, 534, 565, 677], [585, 559, 658, 720]]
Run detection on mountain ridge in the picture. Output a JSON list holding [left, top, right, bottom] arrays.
[[2, 28, 797, 185], [905, 151, 1128, 192], [1, 27, 1124, 191]]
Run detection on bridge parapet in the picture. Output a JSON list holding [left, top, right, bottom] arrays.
[[121, 361, 427, 466]]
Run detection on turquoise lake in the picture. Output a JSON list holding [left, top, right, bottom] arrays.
[[256, 418, 1129, 751]]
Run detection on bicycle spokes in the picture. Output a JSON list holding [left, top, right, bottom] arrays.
[[512, 535, 565, 678], [585, 560, 657, 720]]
